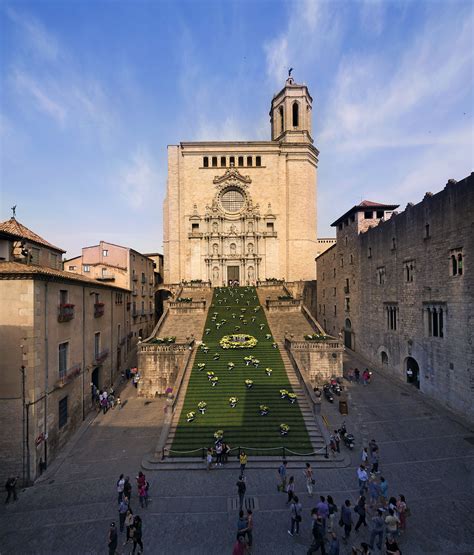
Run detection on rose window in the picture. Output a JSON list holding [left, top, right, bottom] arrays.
[[220, 188, 245, 213]]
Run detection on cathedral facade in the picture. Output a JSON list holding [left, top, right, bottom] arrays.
[[163, 77, 319, 285]]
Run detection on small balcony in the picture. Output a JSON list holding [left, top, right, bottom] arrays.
[[344, 286, 350, 294], [97, 272, 115, 282], [94, 302, 105, 318], [126, 301, 131, 311], [141, 275, 146, 284], [132, 290, 138, 296], [132, 308, 138, 318], [132, 273, 138, 281], [57, 363, 81, 387], [94, 349, 109, 364], [58, 303, 75, 322]]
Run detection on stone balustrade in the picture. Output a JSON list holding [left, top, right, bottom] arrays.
[[266, 298, 303, 312], [168, 300, 207, 313]]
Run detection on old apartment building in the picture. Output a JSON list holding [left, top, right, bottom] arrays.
[[0, 219, 132, 485], [316, 174, 473, 420], [65, 240, 156, 340]]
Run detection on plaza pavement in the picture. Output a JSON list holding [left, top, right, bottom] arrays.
[[0, 351, 473, 555]]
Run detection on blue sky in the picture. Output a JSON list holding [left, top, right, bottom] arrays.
[[1, 0, 473, 258]]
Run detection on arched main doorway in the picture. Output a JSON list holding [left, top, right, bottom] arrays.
[[344, 318, 352, 349], [405, 357, 420, 389], [381, 351, 389, 365]]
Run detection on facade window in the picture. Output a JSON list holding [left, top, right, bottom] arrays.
[[377, 266, 386, 285], [141, 301, 145, 315], [391, 238, 396, 250], [344, 278, 349, 293], [340, 256, 344, 267], [319, 304, 321, 313], [292, 102, 299, 127], [31, 247, 40, 264], [322, 272, 325, 281], [368, 247, 372, 258], [50, 253, 58, 267], [425, 223, 430, 238], [338, 223, 343, 231], [334, 305, 337, 316], [266, 222, 274, 232], [386, 304, 398, 331], [333, 268, 336, 277], [212, 156, 218, 167], [68, 265, 76, 271], [350, 254, 353, 264], [405, 260, 415, 282], [229, 156, 235, 166], [323, 319, 327, 329], [94, 332, 100, 359], [333, 287, 336, 296], [102, 249, 108, 257], [345, 297, 350, 312], [58, 396, 68, 428], [58, 342, 69, 378], [83, 265, 90, 272], [323, 304, 326, 315], [351, 214, 355, 222], [192, 223, 199, 231], [247, 156, 252, 166], [345, 237, 348, 246], [322, 288, 326, 298], [376, 210, 384, 218], [238, 156, 244, 167], [115, 292, 123, 305], [255, 156, 261, 167], [221, 156, 226, 167], [426, 305, 444, 338], [279, 105, 284, 134], [450, 249, 463, 276], [364, 211, 373, 219], [203, 156, 209, 167], [59, 289, 68, 305]]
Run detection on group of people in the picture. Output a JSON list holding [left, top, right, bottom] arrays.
[[347, 367, 372, 386], [108, 471, 148, 554], [232, 508, 254, 554], [91, 385, 120, 414]]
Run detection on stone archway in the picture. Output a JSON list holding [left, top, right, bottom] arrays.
[[344, 318, 352, 349], [381, 351, 389, 365], [405, 357, 420, 389]]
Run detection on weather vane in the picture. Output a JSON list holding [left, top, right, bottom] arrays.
[[288, 67, 294, 77], [11, 205, 17, 218]]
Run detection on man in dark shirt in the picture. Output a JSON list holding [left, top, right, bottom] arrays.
[[307, 509, 326, 554]]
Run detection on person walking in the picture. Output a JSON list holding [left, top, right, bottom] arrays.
[[316, 496, 329, 534], [206, 447, 213, 470], [354, 495, 368, 532], [131, 515, 143, 554], [368, 509, 384, 550], [354, 368, 360, 383], [362, 369, 370, 386], [108, 522, 118, 555], [239, 451, 248, 475], [340, 499, 353, 543], [245, 509, 253, 552], [379, 476, 388, 506], [361, 447, 369, 465], [368, 439, 378, 458], [232, 534, 248, 555], [334, 431, 341, 453], [368, 476, 380, 509], [123, 509, 134, 545], [385, 508, 400, 537], [371, 449, 380, 474], [396, 494, 408, 531], [327, 531, 340, 555], [288, 495, 302, 536], [117, 474, 125, 504], [236, 475, 246, 510], [215, 442, 223, 466], [4, 476, 18, 504], [278, 460, 288, 492], [357, 465, 368, 495], [138, 483, 148, 509], [124, 476, 132, 501], [118, 497, 129, 532], [304, 463, 314, 497], [307, 510, 326, 554], [237, 509, 248, 537], [327, 495, 338, 533], [286, 476, 295, 504], [385, 535, 401, 555]]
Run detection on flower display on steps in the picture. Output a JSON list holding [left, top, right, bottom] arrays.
[[288, 393, 297, 404], [259, 405, 269, 416], [213, 353, 220, 360], [186, 411, 196, 422], [207, 371, 215, 380], [197, 363, 206, 371], [244, 356, 254, 366], [214, 430, 224, 440], [280, 423, 290, 436], [227, 362, 235, 370], [229, 396, 238, 408], [280, 389, 289, 399], [210, 376, 219, 387], [198, 401, 207, 414], [265, 367, 273, 376], [245, 379, 253, 389]]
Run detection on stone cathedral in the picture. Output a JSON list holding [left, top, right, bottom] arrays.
[[163, 76, 319, 285]]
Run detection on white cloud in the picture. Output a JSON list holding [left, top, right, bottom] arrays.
[[6, 7, 59, 61], [118, 148, 160, 209], [360, 0, 386, 36]]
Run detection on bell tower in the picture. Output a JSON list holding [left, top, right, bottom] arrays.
[[270, 75, 313, 143]]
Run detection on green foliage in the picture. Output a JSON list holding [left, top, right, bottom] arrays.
[[171, 286, 311, 455]]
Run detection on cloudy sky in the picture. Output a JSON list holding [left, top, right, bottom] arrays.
[[1, 0, 472, 257]]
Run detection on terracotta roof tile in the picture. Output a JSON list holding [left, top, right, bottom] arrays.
[[0, 218, 65, 253], [0, 261, 130, 291]]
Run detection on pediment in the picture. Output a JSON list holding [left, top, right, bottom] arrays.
[[213, 167, 252, 188]]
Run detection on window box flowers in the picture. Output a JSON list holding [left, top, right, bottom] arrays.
[[265, 367, 273, 376], [220, 334, 258, 349], [288, 393, 297, 404], [198, 401, 207, 414], [186, 411, 196, 422], [229, 396, 238, 408], [259, 405, 269, 416], [280, 423, 290, 436], [280, 389, 289, 399], [245, 379, 253, 389], [210, 376, 219, 387]]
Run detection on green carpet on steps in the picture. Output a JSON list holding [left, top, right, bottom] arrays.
[[170, 286, 312, 457]]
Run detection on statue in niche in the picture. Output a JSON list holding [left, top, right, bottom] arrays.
[[248, 266, 255, 282], [229, 224, 237, 234], [247, 243, 254, 254], [212, 221, 218, 233], [212, 243, 219, 255], [230, 243, 236, 255], [248, 221, 254, 232], [212, 267, 219, 282]]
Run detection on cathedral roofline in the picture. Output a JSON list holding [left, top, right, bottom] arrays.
[[173, 141, 319, 156]]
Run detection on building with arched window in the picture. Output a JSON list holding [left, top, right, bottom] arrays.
[[163, 76, 319, 285]]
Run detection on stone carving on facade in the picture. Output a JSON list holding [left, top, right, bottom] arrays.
[[213, 167, 252, 189]]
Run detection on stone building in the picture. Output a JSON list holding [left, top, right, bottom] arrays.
[[65, 240, 156, 341], [0, 220, 132, 485], [163, 76, 319, 286], [316, 173, 474, 420]]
